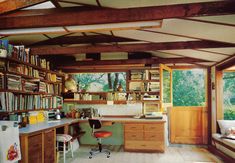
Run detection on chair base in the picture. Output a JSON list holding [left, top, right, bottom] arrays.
[[89, 146, 111, 159]]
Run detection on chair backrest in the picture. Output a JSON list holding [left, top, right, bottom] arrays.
[[88, 119, 102, 129]]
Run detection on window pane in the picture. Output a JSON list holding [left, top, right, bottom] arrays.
[[173, 69, 205, 106], [163, 69, 171, 103], [74, 72, 126, 92], [223, 72, 235, 120]]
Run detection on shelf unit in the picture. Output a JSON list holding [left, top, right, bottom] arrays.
[[126, 66, 162, 112], [0, 50, 65, 114]]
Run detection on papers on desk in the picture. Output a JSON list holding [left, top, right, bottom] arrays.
[[0, 121, 21, 163]]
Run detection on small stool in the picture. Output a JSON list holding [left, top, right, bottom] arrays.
[[56, 134, 74, 163]]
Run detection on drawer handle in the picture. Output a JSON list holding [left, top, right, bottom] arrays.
[[131, 135, 136, 137], [141, 144, 146, 147]]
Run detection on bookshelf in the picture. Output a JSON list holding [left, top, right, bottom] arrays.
[[0, 45, 65, 113], [127, 66, 162, 112]]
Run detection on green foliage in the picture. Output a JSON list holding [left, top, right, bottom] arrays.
[[74, 72, 126, 92], [223, 72, 235, 120], [173, 69, 205, 106], [163, 70, 171, 103]]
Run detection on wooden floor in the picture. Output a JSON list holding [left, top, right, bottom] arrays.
[[59, 145, 224, 163]]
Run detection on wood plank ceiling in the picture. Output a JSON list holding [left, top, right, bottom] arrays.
[[0, 0, 235, 72]]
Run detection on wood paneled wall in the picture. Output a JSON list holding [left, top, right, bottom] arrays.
[[169, 106, 208, 144]]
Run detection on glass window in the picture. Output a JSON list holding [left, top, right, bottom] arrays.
[[173, 69, 206, 106], [223, 72, 235, 120], [74, 72, 126, 92]]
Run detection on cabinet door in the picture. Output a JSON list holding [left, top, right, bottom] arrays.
[[44, 129, 56, 163], [28, 133, 43, 163]]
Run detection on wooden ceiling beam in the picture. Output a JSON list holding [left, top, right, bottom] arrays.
[[216, 54, 235, 71], [30, 40, 235, 55], [30, 35, 138, 46], [0, 0, 47, 15], [1, 1, 235, 29], [56, 57, 211, 69]]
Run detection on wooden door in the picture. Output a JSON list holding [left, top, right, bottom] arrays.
[[28, 133, 43, 163], [44, 129, 56, 163], [169, 106, 208, 144]]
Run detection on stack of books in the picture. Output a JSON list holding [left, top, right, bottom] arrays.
[[150, 70, 160, 80], [22, 80, 38, 92], [149, 82, 160, 92], [39, 82, 46, 93], [130, 70, 145, 80], [6, 74, 21, 90]]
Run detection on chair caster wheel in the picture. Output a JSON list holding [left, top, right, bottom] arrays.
[[107, 155, 110, 158], [89, 156, 92, 159]]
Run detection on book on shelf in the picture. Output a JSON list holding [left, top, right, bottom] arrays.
[[0, 72, 4, 89], [0, 60, 6, 71], [47, 73, 57, 82]]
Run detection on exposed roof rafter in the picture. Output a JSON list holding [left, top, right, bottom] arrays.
[[30, 40, 235, 55], [1, 1, 235, 29]]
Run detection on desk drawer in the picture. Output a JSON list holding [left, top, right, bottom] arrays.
[[144, 132, 164, 141], [125, 124, 143, 131], [125, 132, 143, 140], [125, 140, 164, 151], [144, 124, 164, 132]]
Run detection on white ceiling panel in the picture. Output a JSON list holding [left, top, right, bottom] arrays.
[[151, 51, 182, 58], [99, 0, 221, 8], [101, 52, 128, 60], [23, 1, 55, 10], [7, 35, 47, 45], [199, 48, 235, 56], [112, 30, 198, 43], [159, 49, 228, 62], [190, 15, 235, 25], [58, 2, 81, 7], [149, 19, 235, 44], [197, 62, 216, 66], [64, 0, 98, 6]]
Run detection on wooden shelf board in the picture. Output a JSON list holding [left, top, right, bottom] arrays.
[[128, 80, 160, 82], [63, 99, 127, 104]]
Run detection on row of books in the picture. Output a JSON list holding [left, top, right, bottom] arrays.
[[0, 92, 63, 112], [130, 70, 160, 80], [8, 62, 40, 78], [39, 82, 62, 95], [4, 74, 62, 94], [47, 73, 57, 82], [0, 40, 51, 70]]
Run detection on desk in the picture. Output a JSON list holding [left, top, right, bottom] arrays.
[[19, 117, 166, 162]]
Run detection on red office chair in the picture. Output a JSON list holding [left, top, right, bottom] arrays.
[[88, 119, 112, 159]]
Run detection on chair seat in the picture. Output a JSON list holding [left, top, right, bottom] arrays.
[[56, 134, 73, 143], [94, 131, 112, 138]]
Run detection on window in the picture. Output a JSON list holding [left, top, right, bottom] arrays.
[[173, 69, 206, 106], [223, 72, 235, 120], [74, 72, 126, 92]]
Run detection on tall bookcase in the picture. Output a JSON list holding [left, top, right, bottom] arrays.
[[0, 47, 65, 114]]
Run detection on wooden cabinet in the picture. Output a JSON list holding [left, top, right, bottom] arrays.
[[28, 133, 43, 163], [20, 129, 56, 163], [124, 122, 165, 152], [44, 129, 56, 163]]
